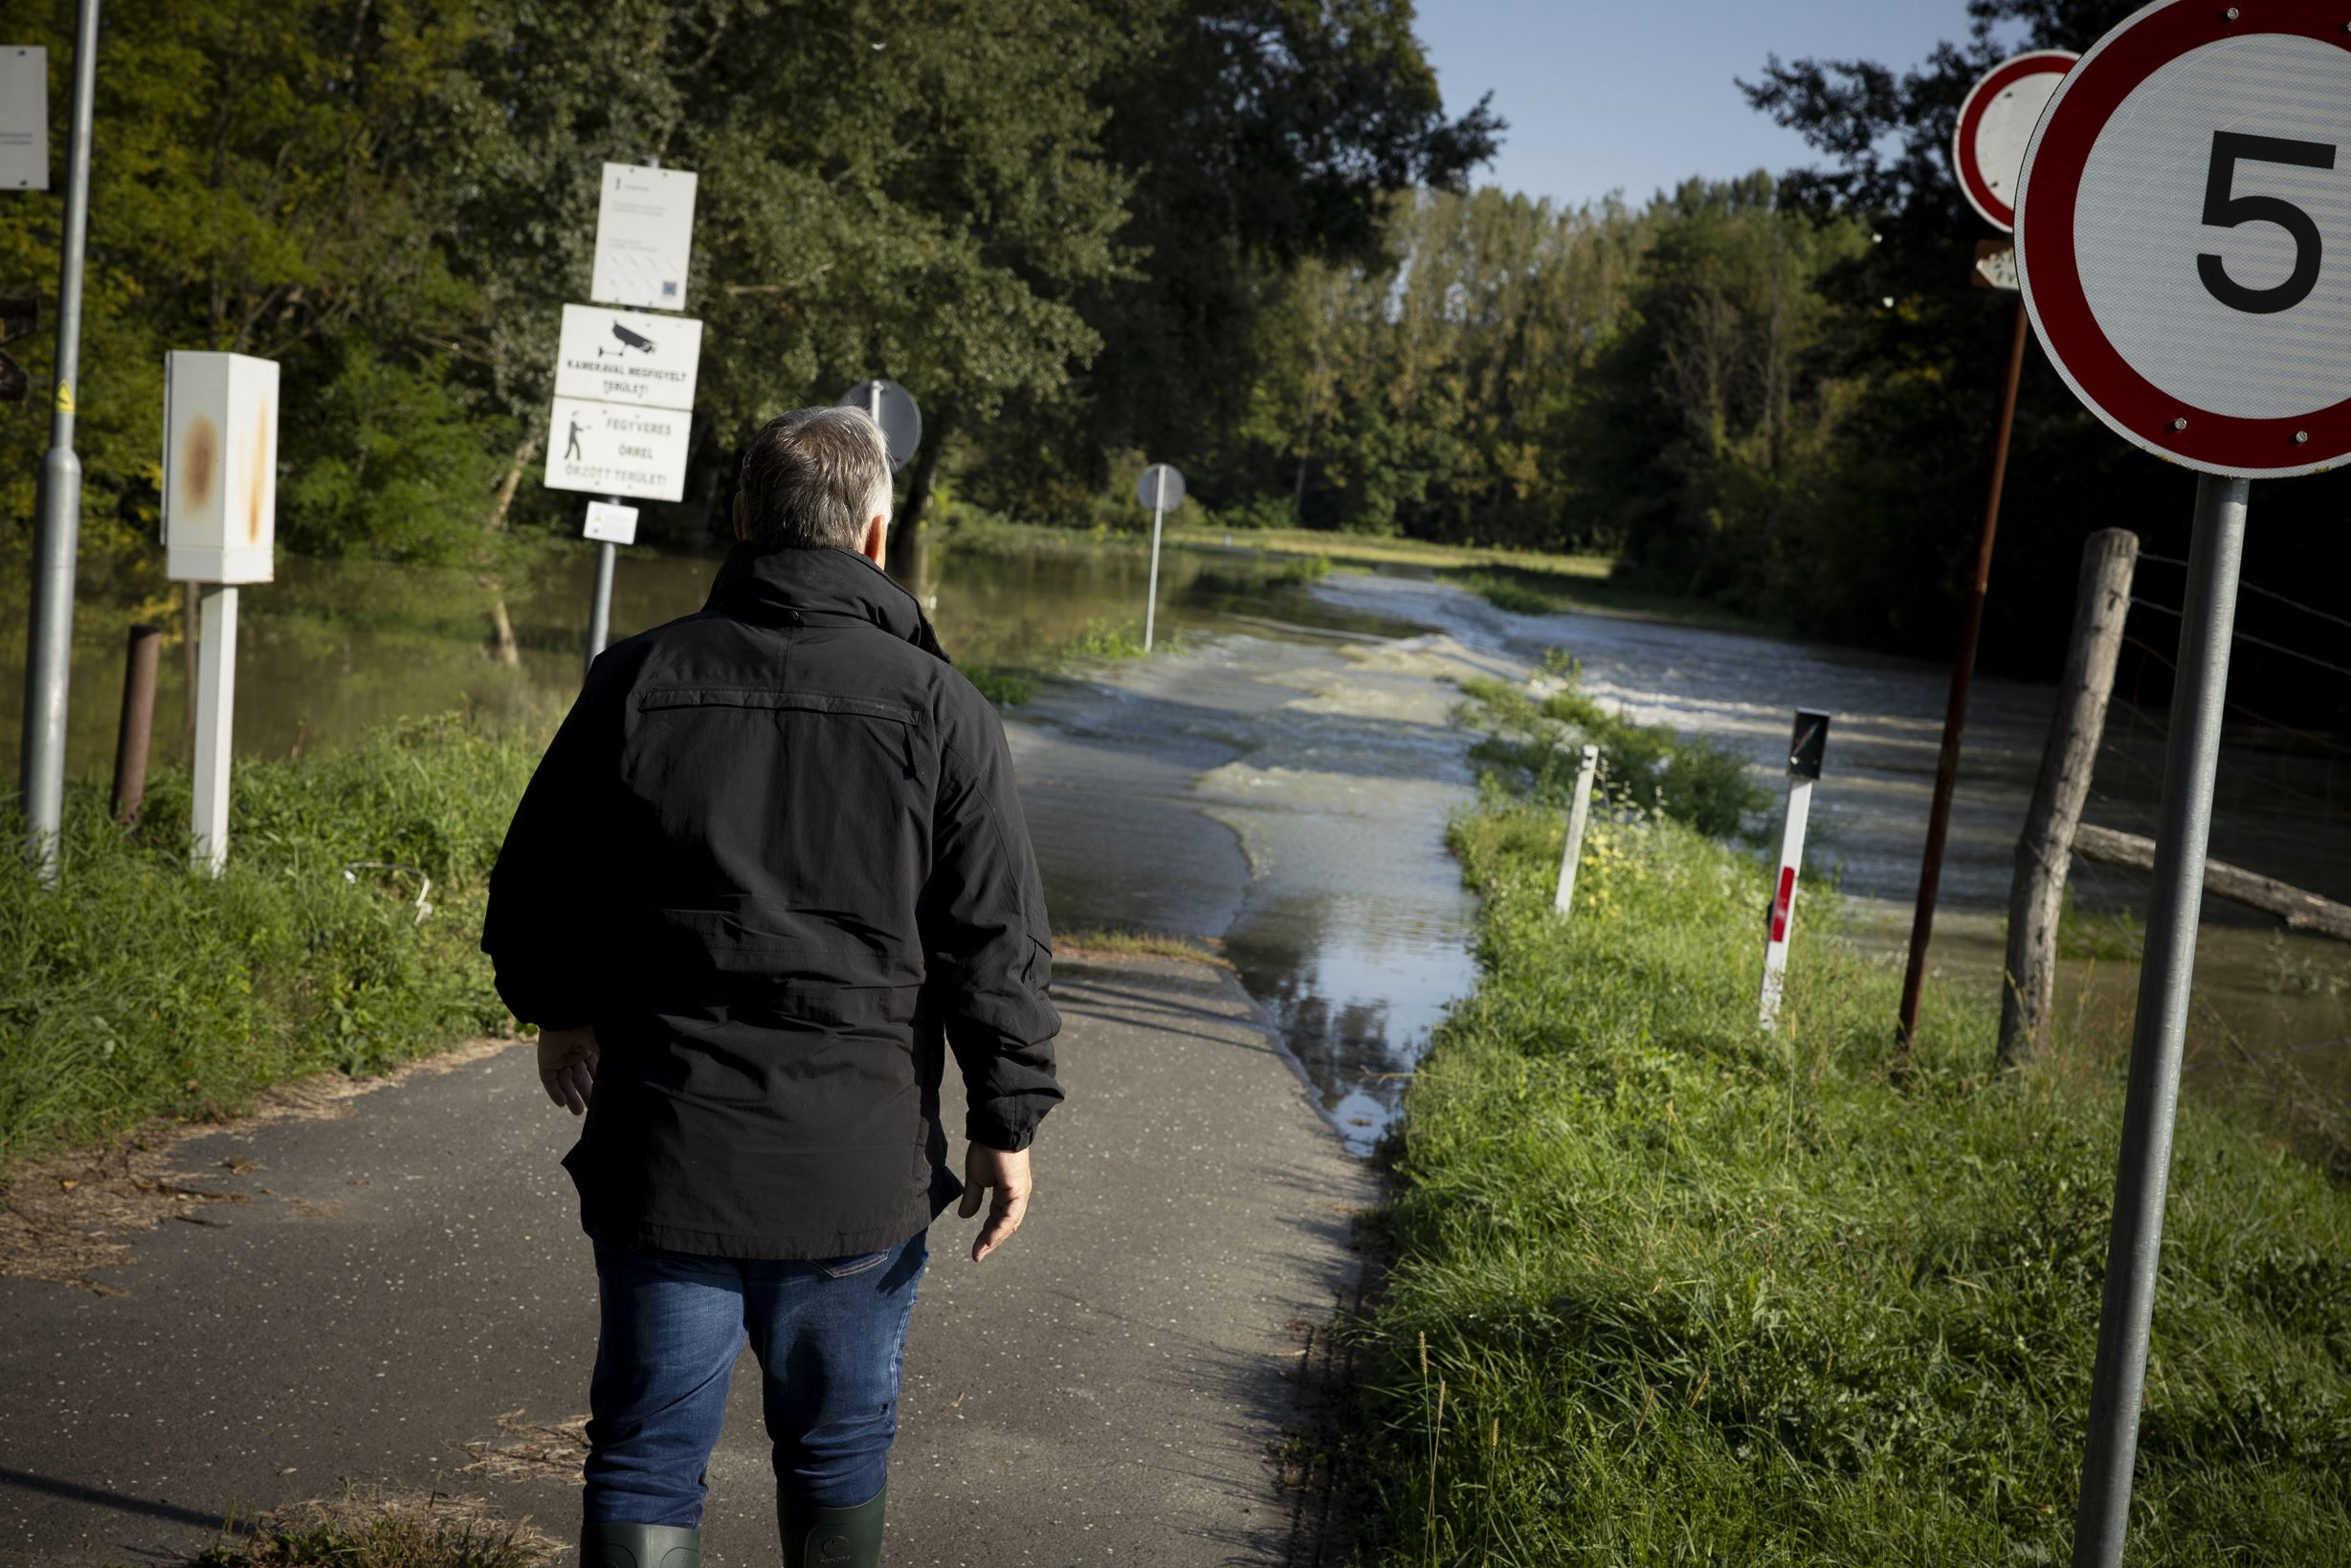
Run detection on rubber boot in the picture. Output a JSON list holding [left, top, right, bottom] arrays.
[[780, 1485, 887, 1567], [578, 1522, 702, 1568]]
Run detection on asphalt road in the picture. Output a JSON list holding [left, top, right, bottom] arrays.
[[0, 957, 1374, 1567]]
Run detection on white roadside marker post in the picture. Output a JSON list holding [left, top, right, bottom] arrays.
[[1758, 710, 1830, 1030], [162, 350, 279, 877], [1135, 462, 1186, 652], [1553, 743, 1600, 915]]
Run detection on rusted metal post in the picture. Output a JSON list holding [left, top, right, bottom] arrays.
[[109, 623, 161, 825], [1896, 294, 2030, 1049]]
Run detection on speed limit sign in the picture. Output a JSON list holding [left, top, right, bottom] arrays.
[[2018, 10, 2350, 1564], [2016, 1, 2351, 477]]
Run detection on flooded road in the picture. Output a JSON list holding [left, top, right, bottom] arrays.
[[9, 537, 2346, 1150], [1301, 571, 2351, 1127]]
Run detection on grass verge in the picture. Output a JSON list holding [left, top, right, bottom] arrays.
[[0, 717, 534, 1175], [1349, 679, 2351, 1564]]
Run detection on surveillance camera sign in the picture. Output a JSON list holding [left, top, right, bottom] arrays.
[[554, 304, 702, 410], [543, 397, 692, 502]]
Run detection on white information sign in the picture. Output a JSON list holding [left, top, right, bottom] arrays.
[[555, 304, 702, 410], [591, 164, 698, 311], [583, 499, 639, 545], [544, 397, 692, 502], [0, 48, 47, 190]]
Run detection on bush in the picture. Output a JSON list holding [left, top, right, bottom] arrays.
[[1202, 492, 1300, 532], [1456, 663, 1765, 841], [0, 718, 540, 1169]]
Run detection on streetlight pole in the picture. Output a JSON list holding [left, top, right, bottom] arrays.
[[18, 0, 101, 882]]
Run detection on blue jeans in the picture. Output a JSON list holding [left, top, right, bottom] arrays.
[[583, 1232, 927, 1526]]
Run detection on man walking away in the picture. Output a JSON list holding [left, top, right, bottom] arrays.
[[482, 406, 1062, 1568]]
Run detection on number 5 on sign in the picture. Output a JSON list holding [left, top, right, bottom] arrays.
[[2016, 2, 2351, 478]]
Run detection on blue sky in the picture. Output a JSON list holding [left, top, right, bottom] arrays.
[[1414, 1, 2001, 209]]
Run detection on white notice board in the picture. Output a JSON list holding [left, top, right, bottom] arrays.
[[591, 164, 698, 311], [583, 500, 639, 545], [544, 398, 692, 502], [555, 304, 702, 410], [0, 48, 48, 190]]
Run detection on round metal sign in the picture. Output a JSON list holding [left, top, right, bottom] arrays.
[[836, 377, 921, 472], [1954, 50, 2077, 231], [1136, 462, 1186, 511], [2016, 1, 2351, 478]]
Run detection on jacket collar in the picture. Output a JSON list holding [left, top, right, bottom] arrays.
[[705, 543, 950, 662]]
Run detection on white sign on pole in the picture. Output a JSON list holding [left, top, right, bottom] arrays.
[[1136, 463, 1186, 511], [0, 48, 46, 190], [1952, 51, 2077, 231], [555, 304, 702, 410], [836, 378, 923, 472], [583, 499, 639, 545], [543, 397, 692, 502], [591, 163, 698, 311], [2016, 5, 2351, 478]]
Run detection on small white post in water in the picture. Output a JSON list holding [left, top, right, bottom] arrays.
[[1758, 709, 1830, 1029], [1554, 743, 1600, 915]]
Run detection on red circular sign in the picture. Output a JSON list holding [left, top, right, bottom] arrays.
[[2016, 1, 2351, 478], [1953, 51, 2077, 231]]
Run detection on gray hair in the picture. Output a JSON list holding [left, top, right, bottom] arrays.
[[737, 406, 892, 550]]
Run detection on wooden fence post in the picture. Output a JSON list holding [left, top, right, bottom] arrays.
[[2000, 528, 2139, 1067]]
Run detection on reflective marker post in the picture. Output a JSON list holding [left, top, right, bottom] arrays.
[[1553, 743, 1599, 915], [1758, 710, 1830, 1030], [2070, 475, 2245, 1566]]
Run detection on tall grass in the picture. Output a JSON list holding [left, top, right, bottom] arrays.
[[1351, 684, 2351, 1564], [0, 717, 538, 1169]]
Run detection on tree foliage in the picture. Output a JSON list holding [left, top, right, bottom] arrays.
[[0, 0, 1489, 578]]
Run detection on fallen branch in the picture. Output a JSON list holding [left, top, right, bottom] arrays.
[[2074, 822, 2351, 943]]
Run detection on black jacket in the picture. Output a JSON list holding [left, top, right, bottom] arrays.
[[481, 543, 1062, 1259]]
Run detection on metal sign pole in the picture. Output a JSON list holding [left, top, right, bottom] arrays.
[[2070, 473, 2247, 1568], [584, 534, 617, 677], [17, 0, 100, 882], [1143, 489, 1165, 653], [1896, 292, 2029, 1048]]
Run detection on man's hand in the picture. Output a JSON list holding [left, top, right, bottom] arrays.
[[957, 1144, 1031, 1263], [536, 1025, 599, 1115]]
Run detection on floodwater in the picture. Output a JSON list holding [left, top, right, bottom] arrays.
[[1305, 571, 2351, 1137], [5, 539, 2346, 1153]]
